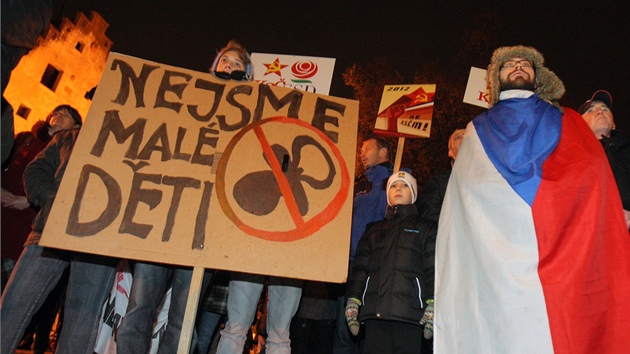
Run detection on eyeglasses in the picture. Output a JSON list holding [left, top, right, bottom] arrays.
[[501, 60, 533, 69], [214, 70, 250, 81]]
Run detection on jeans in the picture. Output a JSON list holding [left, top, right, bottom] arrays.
[[0, 244, 117, 354], [115, 262, 203, 354], [196, 311, 224, 354], [216, 275, 303, 354], [20, 270, 67, 353]]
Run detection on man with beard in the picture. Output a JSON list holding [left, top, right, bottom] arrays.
[[434, 46, 630, 353]]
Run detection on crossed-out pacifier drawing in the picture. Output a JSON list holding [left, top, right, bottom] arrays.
[[216, 117, 350, 242], [233, 135, 335, 216]]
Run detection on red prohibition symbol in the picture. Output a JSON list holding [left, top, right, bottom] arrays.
[[216, 116, 350, 242]]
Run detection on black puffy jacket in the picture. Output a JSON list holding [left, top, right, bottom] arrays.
[[345, 204, 436, 325], [600, 130, 630, 210]]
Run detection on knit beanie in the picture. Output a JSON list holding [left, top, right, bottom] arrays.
[[486, 45, 565, 107], [386, 171, 417, 205]]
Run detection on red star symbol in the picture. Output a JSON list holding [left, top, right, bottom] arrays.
[[263, 58, 288, 76]]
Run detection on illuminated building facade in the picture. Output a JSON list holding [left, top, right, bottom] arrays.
[[4, 11, 111, 134]]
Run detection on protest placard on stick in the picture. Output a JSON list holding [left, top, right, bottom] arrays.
[[41, 53, 359, 284]]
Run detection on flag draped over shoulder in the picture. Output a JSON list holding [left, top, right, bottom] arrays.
[[434, 96, 630, 354]]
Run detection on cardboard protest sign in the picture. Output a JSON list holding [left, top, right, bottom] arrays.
[[463, 67, 489, 108], [374, 84, 436, 138], [251, 53, 336, 95], [40, 53, 358, 283]]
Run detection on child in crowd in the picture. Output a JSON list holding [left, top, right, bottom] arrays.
[[344, 171, 437, 354]]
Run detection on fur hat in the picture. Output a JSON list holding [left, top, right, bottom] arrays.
[[486, 45, 565, 107], [386, 171, 417, 205], [578, 90, 613, 114]]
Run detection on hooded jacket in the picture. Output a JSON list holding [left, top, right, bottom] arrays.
[[346, 203, 437, 325]]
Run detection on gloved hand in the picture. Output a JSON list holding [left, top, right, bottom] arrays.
[[419, 299, 434, 339], [345, 297, 361, 336]]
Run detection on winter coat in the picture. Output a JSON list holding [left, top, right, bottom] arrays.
[[350, 162, 393, 260], [346, 204, 437, 325], [23, 128, 79, 245], [600, 130, 630, 210]]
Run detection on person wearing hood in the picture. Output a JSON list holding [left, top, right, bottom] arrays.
[[344, 171, 437, 353], [115, 40, 252, 354], [434, 46, 630, 353], [214, 43, 306, 354], [578, 90, 630, 229]]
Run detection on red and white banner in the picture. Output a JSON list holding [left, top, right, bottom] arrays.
[[463, 67, 489, 108], [374, 84, 435, 138], [251, 53, 336, 95]]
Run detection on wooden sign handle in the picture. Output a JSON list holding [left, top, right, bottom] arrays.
[[177, 266, 205, 353], [393, 136, 405, 172]]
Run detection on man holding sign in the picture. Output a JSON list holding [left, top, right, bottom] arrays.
[[25, 31, 359, 353], [1, 112, 119, 354]]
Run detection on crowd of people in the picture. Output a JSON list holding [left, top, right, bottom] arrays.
[[2, 36, 630, 354]]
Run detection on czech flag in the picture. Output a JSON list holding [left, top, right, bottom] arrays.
[[435, 96, 630, 353]]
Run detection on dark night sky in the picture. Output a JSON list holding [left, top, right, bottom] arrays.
[[53, 0, 630, 132]]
